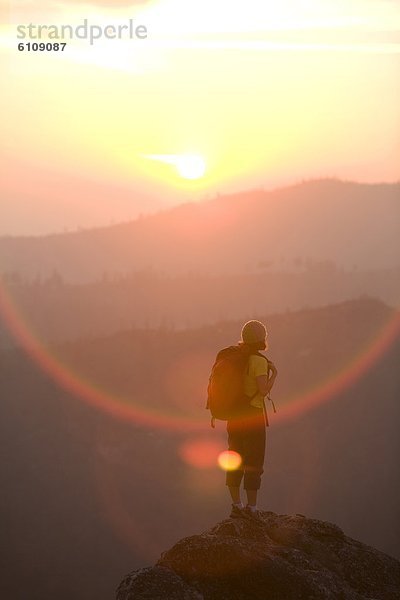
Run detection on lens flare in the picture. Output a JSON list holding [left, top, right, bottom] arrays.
[[180, 438, 225, 469], [0, 280, 207, 432], [218, 450, 242, 471], [0, 278, 399, 432], [94, 450, 164, 561]]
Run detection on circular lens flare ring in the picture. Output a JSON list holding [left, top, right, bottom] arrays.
[[0, 281, 207, 432], [0, 279, 399, 432], [275, 309, 400, 423]]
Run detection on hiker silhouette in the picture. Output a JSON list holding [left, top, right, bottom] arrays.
[[207, 320, 277, 520]]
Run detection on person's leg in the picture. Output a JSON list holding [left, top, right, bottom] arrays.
[[246, 488, 258, 506], [243, 412, 266, 510], [226, 421, 245, 507], [228, 486, 241, 504]]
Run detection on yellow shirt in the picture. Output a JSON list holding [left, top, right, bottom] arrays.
[[244, 354, 268, 409]]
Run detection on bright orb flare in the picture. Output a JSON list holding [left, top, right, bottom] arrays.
[[218, 450, 242, 471]]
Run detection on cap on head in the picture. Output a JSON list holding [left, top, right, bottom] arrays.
[[241, 320, 267, 344]]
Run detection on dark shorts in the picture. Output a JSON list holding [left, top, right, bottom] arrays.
[[225, 406, 266, 491]]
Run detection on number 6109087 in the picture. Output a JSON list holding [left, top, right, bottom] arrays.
[[18, 42, 67, 51]]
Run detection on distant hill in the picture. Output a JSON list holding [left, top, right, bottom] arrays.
[[0, 179, 399, 282], [1, 265, 399, 348], [1, 299, 399, 600]]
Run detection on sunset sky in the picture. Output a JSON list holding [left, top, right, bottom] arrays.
[[1, 0, 399, 234]]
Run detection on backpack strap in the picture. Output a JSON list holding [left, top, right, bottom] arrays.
[[254, 352, 273, 427], [245, 353, 264, 401], [262, 397, 269, 428]]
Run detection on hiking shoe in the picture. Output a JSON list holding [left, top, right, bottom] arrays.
[[229, 504, 246, 519], [244, 506, 264, 522]]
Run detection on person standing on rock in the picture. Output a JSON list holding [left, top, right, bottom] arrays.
[[207, 320, 278, 520], [227, 320, 277, 519]]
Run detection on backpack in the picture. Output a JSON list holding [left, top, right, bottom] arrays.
[[206, 345, 266, 423]]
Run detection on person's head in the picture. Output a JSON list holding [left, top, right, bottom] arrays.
[[240, 320, 268, 351]]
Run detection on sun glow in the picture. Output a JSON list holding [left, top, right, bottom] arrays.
[[1, 0, 399, 229]]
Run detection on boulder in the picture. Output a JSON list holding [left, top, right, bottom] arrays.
[[116, 512, 400, 599]]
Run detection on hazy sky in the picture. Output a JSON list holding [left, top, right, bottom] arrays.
[[1, 0, 399, 234]]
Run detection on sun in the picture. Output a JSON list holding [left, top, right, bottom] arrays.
[[141, 153, 207, 180], [175, 154, 206, 180]]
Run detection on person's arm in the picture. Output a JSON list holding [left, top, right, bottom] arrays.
[[256, 362, 278, 397]]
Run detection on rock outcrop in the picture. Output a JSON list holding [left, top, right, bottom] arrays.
[[116, 512, 400, 599]]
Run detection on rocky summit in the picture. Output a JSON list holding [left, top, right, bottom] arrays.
[[116, 512, 400, 599]]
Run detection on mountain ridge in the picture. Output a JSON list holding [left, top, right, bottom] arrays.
[[1, 179, 399, 282], [3, 178, 394, 241]]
